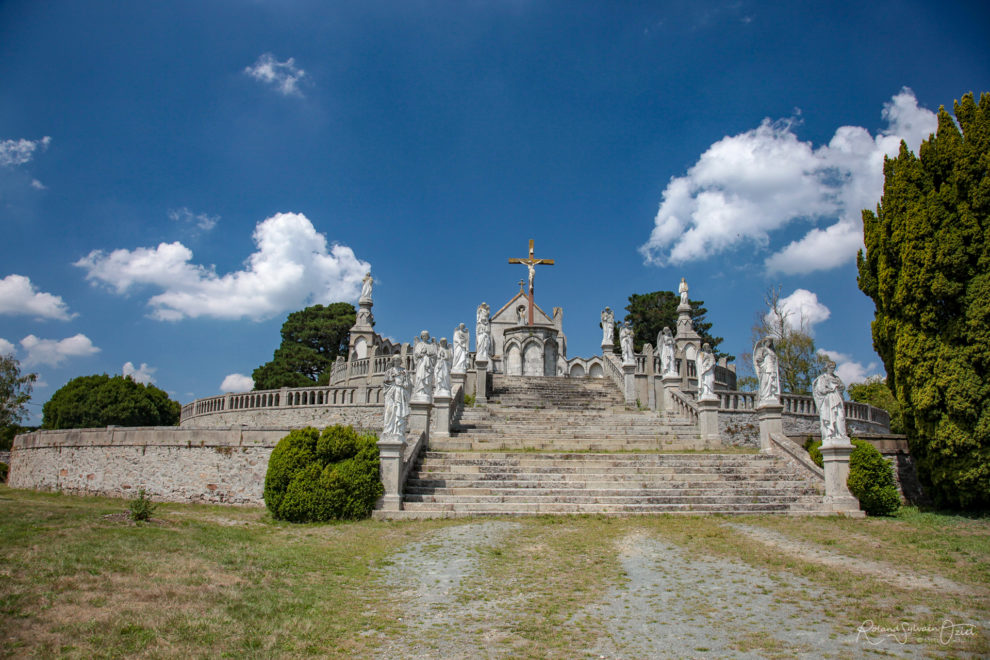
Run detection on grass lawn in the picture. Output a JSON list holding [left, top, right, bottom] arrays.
[[1, 485, 986, 658]]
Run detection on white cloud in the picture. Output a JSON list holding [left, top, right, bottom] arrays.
[[0, 274, 75, 320], [640, 88, 938, 274], [0, 338, 14, 355], [766, 288, 831, 336], [20, 333, 99, 367], [122, 361, 156, 384], [0, 136, 51, 167], [169, 207, 218, 232], [75, 212, 370, 321], [31, 179, 46, 190], [244, 53, 307, 97], [220, 373, 253, 393], [818, 349, 880, 386]]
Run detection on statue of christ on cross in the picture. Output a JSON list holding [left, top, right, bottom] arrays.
[[508, 239, 554, 326]]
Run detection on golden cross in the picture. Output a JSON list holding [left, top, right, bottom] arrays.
[[508, 239, 554, 326]]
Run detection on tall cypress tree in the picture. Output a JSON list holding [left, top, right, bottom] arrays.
[[857, 92, 990, 509]]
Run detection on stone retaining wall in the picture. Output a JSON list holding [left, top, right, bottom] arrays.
[[8, 427, 365, 506]]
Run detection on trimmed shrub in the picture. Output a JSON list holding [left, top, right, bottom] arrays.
[[805, 437, 900, 516], [128, 489, 158, 522], [264, 425, 382, 522]]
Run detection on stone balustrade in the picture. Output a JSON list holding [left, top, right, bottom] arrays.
[[668, 388, 700, 424], [716, 389, 889, 428], [180, 384, 383, 427]]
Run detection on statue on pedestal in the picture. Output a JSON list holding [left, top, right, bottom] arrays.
[[516, 305, 527, 326], [601, 307, 615, 347], [813, 360, 848, 445], [620, 320, 635, 365], [475, 303, 492, 362], [452, 323, 469, 374], [753, 337, 781, 405], [434, 338, 452, 397], [678, 277, 689, 306], [360, 271, 373, 303], [412, 330, 437, 402], [659, 327, 676, 377], [382, 356, 411, 438], [696, 342, 716, 400]]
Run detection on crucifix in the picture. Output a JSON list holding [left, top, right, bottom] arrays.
[[508, 239, 554, 326]]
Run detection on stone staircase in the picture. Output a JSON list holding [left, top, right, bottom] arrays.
[[381, 375, 825, 518]]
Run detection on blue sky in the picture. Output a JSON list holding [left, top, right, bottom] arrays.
[[1, 1, 988, 422]]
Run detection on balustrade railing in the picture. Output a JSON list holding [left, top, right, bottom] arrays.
[[181, 384, 383, 423], [717, 390, 890, 427], [602, 352, 625, 392], [668, 388, 699, 423]]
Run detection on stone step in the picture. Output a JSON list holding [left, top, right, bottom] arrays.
[[419, 451, 770, 463], [405, 485, 819, 497], [397, 501, 820, 514], [403, 494, 821, 506]]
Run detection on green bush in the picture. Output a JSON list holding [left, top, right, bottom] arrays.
[[0, 461, 8, 482], [264, 425, 382, 522], [805, 437, 900, 516], [42, 374, 181, 429], [128, 489, 158, 522]]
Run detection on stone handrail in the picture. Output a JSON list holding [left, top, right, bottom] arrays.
[[181, 384, 383, 423], [668, 388, 699, 424], [717, 390, 890, 428], [400, 430, 428, 486], [602, 352, 625, 392], [770, 433, 825, 483]]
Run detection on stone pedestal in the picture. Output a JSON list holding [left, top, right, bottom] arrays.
[[821, 442, 864, 516], [756, 402, 783, 454], [697, 398, 721, 448], [661, 374, 680, 413], [621, 363, 637, 405], [409, 401, 432, 436], [432, 394, 452, 437], [474, 359, 489, 403], [376, 436, 406, 512], [451, 372, 467, 399]]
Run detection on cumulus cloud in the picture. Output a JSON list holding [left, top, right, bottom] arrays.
[[30, 179, 46, 190], [20, 333, 99, 367], [220, 373, 254, 393], [0, 338, 14, 355], [244, 53, 307, 96], [0, 136, 51, 167], [75, 212, 370, 321], [818, 349, 880, 386], [766, 288, 831, 336], [640, 89, 937, 274], [169, 207, 218, 232], [0, 274, 75, 320], [122, 361, 156, 384]]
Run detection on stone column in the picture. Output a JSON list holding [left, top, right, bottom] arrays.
[[661, 373, 680, 413], [432, 394, 452, 437], [644, 344, 657, 411], [756, 402, 783, 454], [697, 398, 721, 448], [474, 359, 489, 403], [409, 401, 432, 437], [622, 363, 636, 405], [376, 436, 405, 512], [821, 442, 863, 515]]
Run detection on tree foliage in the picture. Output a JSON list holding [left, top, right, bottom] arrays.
[[263, 425, 382, 522], [848, 377, 904, 434], [0, 354, 37, 430], [622, 291, 731, 359], [740, 288, 829, 395], [806, 437, 900, 516], [251, 303, 356, 390], [857, 91, 990, 509], [41, 374, 181, 429]]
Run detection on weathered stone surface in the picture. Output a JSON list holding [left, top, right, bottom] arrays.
[[179, 405, 382, 429]]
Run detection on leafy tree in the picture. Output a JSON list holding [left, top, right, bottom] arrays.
[[1, 354, 37, 445], [42, 374, 181, 429], [848, 376, 904, 434], [857, 91, 990, 509], [251, 303, 356, 390], [622, 291, 731, 360], [739, 288, 829, 395]]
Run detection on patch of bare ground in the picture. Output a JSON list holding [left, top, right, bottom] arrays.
[[726, 522, 977, 596]]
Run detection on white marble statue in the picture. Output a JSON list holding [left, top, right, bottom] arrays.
[[360, 271, 373, 302], [813, 360, 848, 445], [434, 338, 452, 397], [382, 356, 411, 438], [412, 330, 437, 403], [753, 337, 781, 404], [696, 342, 717, 401], [678, 277, 689, 306], [516, 305, 527, 325], [659, 326, 676, 377], [601, 307, 615, 346], [452, 323, 469, 374], [619, 320, 635, 365], [475, 303, 492, 362]]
